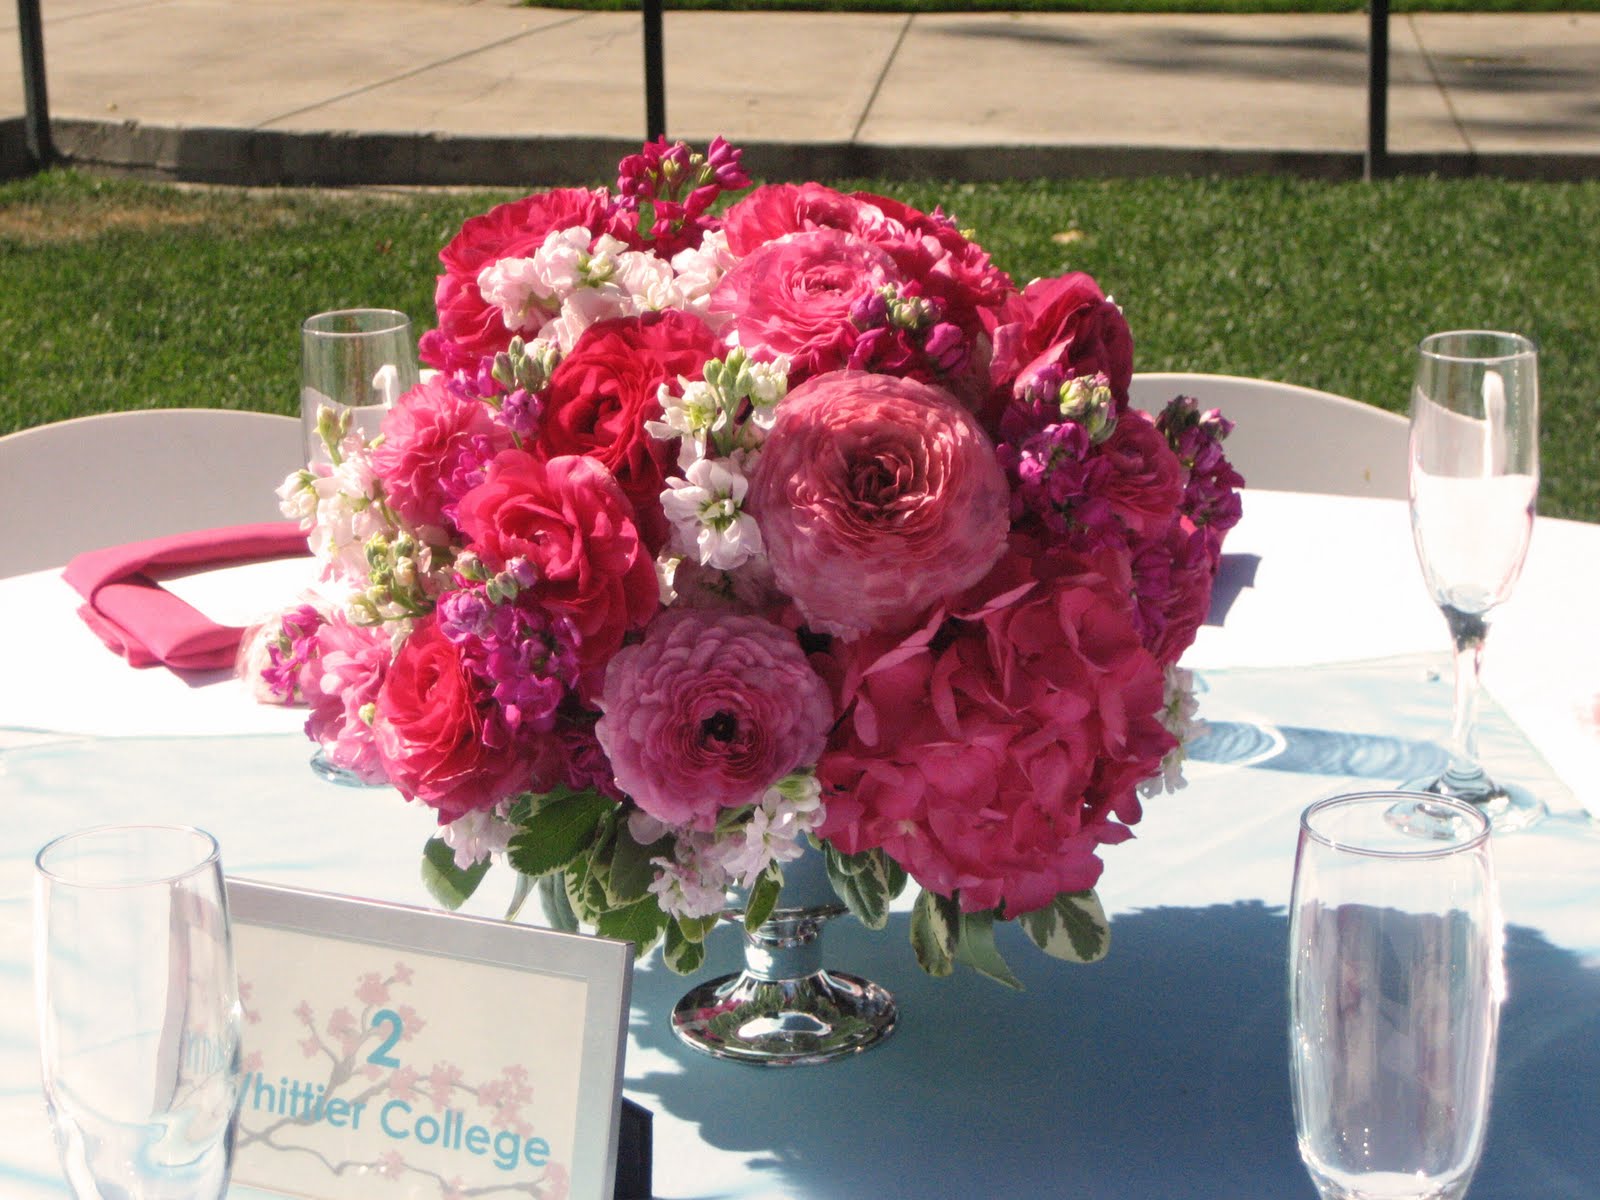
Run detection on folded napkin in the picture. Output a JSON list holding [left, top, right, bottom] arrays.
[[63, 522, 310, 671]]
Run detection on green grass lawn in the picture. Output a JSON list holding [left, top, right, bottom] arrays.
[[3, 169, 1598, 522]]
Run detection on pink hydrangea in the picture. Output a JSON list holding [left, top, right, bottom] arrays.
[[595, 610, 833, 830], [746, 370, 1010, 640], [817, 551, 1175, 916]]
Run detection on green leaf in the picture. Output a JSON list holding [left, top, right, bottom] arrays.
[[743, 866, 782, 932], [909, 889, 958, 977], [564, 855, 609, 926], [505, 789, 614, 878], [606, 821, 670, 906], [955, 910, 1024, 990], [825, 846, 895, 930], [663, 919, 708, 975], [675, 912, 720, 944], [420, 837, 490, 911], [537, 872, 579, 933], [1018, 890, 1110, 964], [504, 871, 535, 923], [596, 897, 669, 957]]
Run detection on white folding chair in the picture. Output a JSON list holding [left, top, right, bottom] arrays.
[[0, 409, 301, 578], [1129, 372, 1409, 500]]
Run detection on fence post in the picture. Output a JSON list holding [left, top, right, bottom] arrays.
[[1365, 0, 1389, 180], [16, 0, 56, 169], [642, 0, 665, 141]]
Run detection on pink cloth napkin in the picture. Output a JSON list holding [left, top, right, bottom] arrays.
[[63, 521, 310, 671]]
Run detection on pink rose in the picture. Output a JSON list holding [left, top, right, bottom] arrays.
[[1096, 408, 1186, 540], [536, 310, 719, 552], [710, 229, 901, 380], [421, 187, 618, 373], [746, 370, 1010, 640], [373, 621, 530, 819], [372, 376, 513, 537], [987, 273, 1133, 427], [455, 451, 658, 695], [304, 612, 391, 784], [596, 611, 834, 830], [817, 553, 1174, 916]]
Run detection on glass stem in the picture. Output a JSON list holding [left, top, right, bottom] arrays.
[[1439, 604, 1495, 799]]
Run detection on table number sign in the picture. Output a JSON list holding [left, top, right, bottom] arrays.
[[225, 878, 633, 1200]]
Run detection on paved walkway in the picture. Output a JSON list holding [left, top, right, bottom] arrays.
[[4, 0, 1600, 185]]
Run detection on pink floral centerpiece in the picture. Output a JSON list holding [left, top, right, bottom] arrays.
[[254, 137, 1242, 983]]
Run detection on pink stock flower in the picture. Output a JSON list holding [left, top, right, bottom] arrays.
[[372, 621, 533, 820], [456, 452, 658, 696], [596, 610, 833, 830], [303, 612, 391, 785], [421, 187, 619, 373], [746, 370, 1010, 640], [535, 310, 719, 552], [373, 376, 513, 537], [710, 228, 902, 380], [817, 550, 1175, 916]]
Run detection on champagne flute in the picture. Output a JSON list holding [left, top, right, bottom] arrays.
[[34, 825, 242, 1199], [300, 307, 417, 786], [1407, 329, 1544, 831], [1290, 790, 1502, 1200], [299, 307, 419, 468]]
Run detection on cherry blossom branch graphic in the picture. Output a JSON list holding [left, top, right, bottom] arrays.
[[237, 964, 569, 1200]]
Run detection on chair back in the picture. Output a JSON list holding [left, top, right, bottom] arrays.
[[0, 409, 301, 578], [1129, 372, 1408, 500]]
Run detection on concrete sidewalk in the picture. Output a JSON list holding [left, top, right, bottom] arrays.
[[4, 0, 1600, 186]]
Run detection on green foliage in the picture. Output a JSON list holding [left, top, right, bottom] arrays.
[[824, 844, 908, 930], [742, 866, 783, 932], [420, 836, 491, 910], [4, 170, 1597, 522], [1018, 891, 1111, 963]]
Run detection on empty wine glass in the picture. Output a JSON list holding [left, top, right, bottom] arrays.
[[34, 825, 242, 1199], [1407, 330, 1544, 831], [300, 307, 419, 468], [1290, 790, 1502, 1200]]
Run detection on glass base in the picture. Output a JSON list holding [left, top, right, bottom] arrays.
[[671, 965, 897, 1067], [309, 748, 385, 789], [1399, 772, 1547, 833]]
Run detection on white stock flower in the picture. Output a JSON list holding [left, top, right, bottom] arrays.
[[670, 229, 736, 322], [440, 809, 516, 870], [647, 378, 725, 469], [661, 456, 763, 571], [1139, 665, 1203, 799]]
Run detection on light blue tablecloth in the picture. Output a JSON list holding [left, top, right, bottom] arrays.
[[3, 654, 1598, 1199]]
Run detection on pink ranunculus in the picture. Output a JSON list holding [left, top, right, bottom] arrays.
[[536, 310, 719, 553], [986, 272, 1134, 426], [372, 376, 513, 538], [710, 228, 902, 380], [596, 610, 834, 830], [303, 612, 391, 783], [817, 553, 1175, 916], [421, 187, 618, 373], [746, 370, 1010, 640], [718, 182, 896, 256], [372, 621, 531, 819], [455, 451, 658, 696]]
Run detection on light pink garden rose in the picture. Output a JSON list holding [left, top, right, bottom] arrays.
[[303, 611, 391, 784], [746, 370, 1010, 640], [710, 228, 901, 379], [817, 550, 1175, 916], [595, 610, 834, 830]]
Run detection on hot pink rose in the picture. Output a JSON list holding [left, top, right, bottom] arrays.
[[596, 610, 834, 830], [455, 452, 658, 695], [1097, 408, 1186, 540], [303, 612, 392, 784], [710, 229, 901, 380], [747, 370, 1010, 640], [421, 187, 618, 373], [817, 554, 1174, 916], [987, 272, 1134, 425], [372, 376, 513, 537], [372, 621, 531, 819], [536, 310, 719, 552]]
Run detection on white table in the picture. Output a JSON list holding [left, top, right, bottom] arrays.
[[3, 489, 1599, 1199]]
